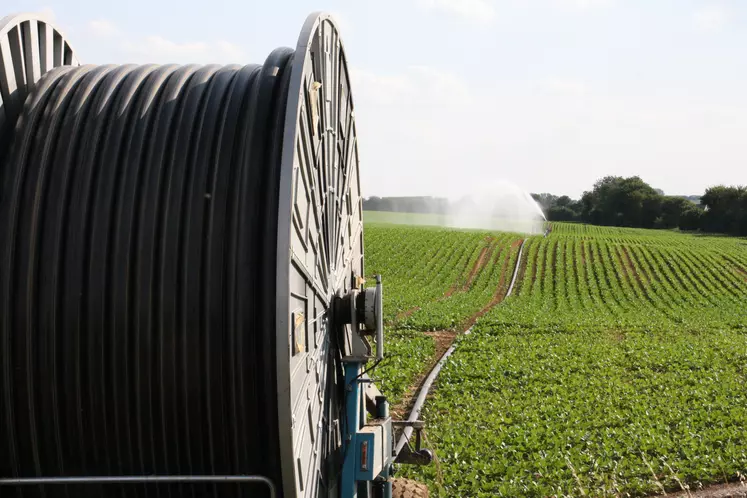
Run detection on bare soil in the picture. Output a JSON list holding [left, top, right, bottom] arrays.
[[609, 329, 626, 343], [463, 244, 492, 291], [462, 251, 510, 330], [621, 246, 643, 285], [722, 254, 747, 282], [614, 245, 634, 288], [444, 236, 496, 298], [732, 265, 747, 282], [580, 240, 587, 265], [655, 481, 747, 498], [392, 478, 430, 498]]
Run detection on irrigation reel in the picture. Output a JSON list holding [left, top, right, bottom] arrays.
[[0, 11, 430, 498]]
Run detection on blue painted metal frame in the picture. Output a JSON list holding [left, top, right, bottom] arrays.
[[341, 362, 363, 496], [341, 361, 394, 498], [355, 432, 376, 481]]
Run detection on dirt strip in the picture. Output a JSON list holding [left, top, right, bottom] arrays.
[[394, 237, 498, 323], [656, 481, 747, 498], [444, 236, 497, 298]]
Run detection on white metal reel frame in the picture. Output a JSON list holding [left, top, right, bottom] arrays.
[[276, 12, 365, 498], [0, 13, 80, 164]]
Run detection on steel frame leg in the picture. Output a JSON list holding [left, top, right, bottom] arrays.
[[341, 362, 363, 497]]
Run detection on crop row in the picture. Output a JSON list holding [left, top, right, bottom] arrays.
[[480, 227, 746, 331], [366, 225, 523, 330], [365, 225, 488, 323]]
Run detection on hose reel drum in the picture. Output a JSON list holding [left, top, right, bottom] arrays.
[[0, 10, 384, 498]]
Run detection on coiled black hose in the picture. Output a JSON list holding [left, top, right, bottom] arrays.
[[0, 51, 293, 498]]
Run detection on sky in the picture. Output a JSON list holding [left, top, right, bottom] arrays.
[[5, 0, 747, 199]]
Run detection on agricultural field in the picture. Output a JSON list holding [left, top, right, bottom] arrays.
[[364, 214, 747, 497]]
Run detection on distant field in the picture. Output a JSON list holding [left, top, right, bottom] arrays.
[[364, 212, 747, 497], [364, 210, 453, 226], [363, 209, 545, 233]]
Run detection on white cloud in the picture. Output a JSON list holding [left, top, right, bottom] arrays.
[[351, 60, 747, 201], [214, 40, 245, 62], [67, 17, 246, 64], [123, 36, 209, 59], [351, 65, 488, 197], [351, 66, 470, 106], [539, 78, 587, 96], [88, 19, 119, 37], [120, 35, 245, 64], [409, 66, 471, 101], [120, 35, 247, 64], [351, 68, 415, 105], [553, 0, 614, 9], [692, 5, 728, 32], [37, 7, 56, 22], [416, 0, 496, 24]]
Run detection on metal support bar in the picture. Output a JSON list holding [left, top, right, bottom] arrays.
[[392, 420, 433, 465], [375, 275, 383, 360], [375, 396, 389, 419], [391, 420, 425, 429], [382, 477, 393, 498], [394, 444, 433, 466], [342, 362, 363, 497], [0, 475, 276, 498], [372, 475, 392, 498]]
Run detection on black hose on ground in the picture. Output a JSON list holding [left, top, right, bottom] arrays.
[[0, 53, 292, 498]]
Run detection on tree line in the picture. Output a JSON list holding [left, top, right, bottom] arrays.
[[532, 176, 747, 236]]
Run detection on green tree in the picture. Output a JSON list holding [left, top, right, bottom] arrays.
[[580, 176, 661, 228], [679, 205, 705, 231], [657, 196, 691, 229], [700, 186, 747, 236]]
